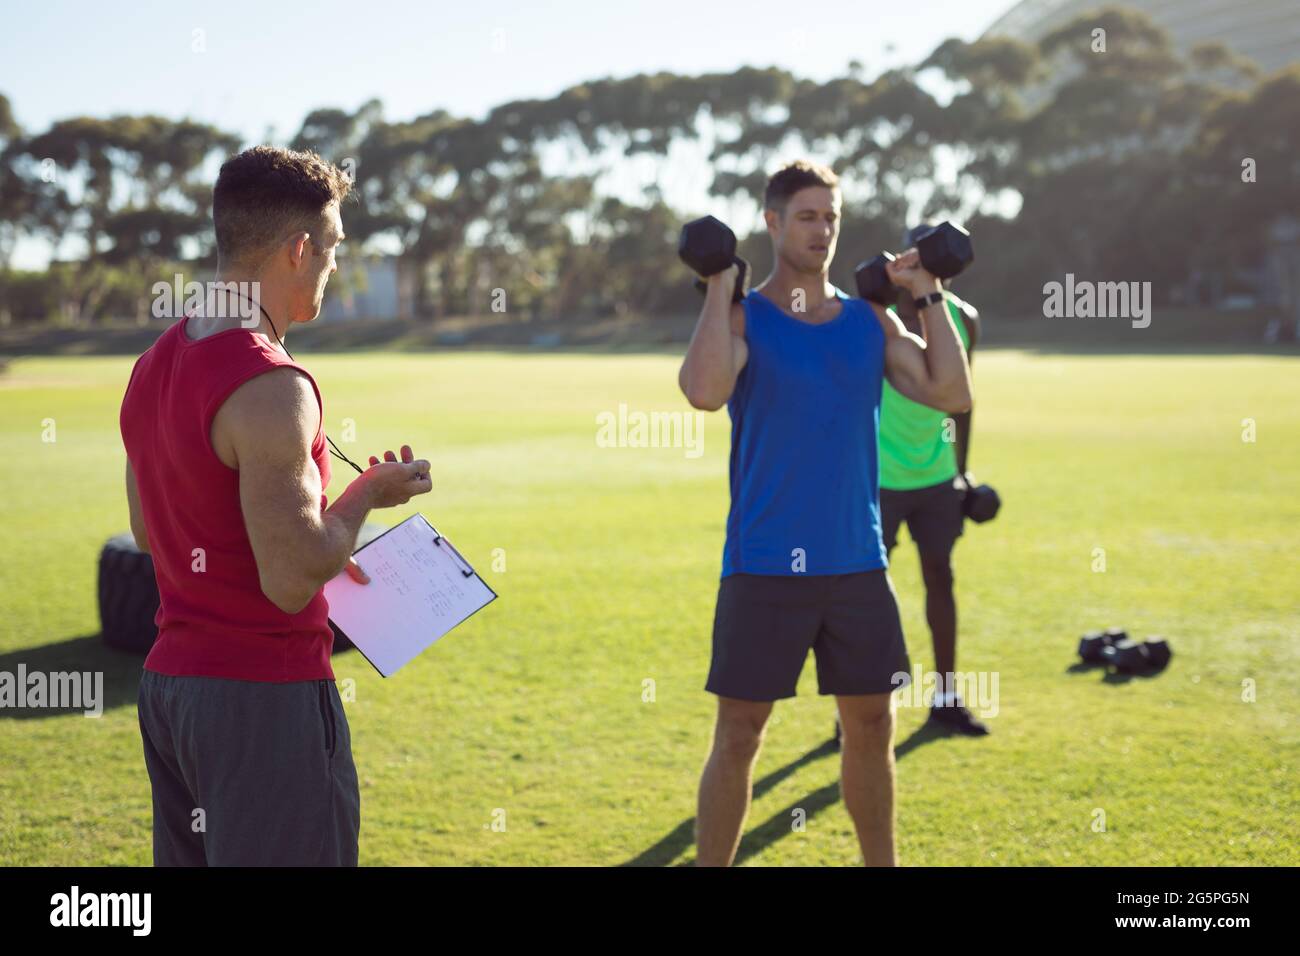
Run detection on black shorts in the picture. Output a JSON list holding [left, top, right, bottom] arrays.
[[880, 476, 965, 554], [706, 570, 911, 701]]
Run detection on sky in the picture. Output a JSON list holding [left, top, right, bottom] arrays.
[[1, 0, 1020, 266], [3, 0, 1017, 144]]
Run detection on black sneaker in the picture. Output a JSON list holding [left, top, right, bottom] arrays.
[[928, 702, 990, 736]]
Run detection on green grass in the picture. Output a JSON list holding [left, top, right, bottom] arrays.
[[1, 349, 1297, 866]]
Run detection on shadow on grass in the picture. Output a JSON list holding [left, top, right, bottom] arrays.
[[0, 632, 359, 722], [1065, 660, 1171, 683], [621, 739, 838, 867], [623, 721, 956, 867], [0, 634, 144, 720]]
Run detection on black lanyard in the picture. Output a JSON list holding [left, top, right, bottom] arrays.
[[227, 291, 366, 476]]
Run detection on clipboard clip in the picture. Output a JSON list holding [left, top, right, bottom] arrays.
[[433, 534, 475, 578]]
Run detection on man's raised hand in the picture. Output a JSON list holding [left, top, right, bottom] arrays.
[[360, 443, 431, 508]]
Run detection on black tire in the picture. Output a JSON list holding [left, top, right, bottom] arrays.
[[96, 523, 388, 656], [98, 534, 162, 654]]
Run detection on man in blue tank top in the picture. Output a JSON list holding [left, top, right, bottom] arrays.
[[678, 161, 972, 866]]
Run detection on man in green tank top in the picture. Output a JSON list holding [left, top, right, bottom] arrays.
[[876, 223, 988, 735]]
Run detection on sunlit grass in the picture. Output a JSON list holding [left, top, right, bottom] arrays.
[[1, 349, 1297, 865]]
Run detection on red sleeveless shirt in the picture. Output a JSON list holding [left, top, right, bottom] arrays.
[[119, 315, 335, 682]]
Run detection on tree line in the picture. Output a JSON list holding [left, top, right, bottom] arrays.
[[0, 5, 1296, 326]]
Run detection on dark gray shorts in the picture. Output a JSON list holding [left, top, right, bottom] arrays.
[[880, 476, 966, 554], [706, 571, 911, 701], [137, 670, 360, 866]]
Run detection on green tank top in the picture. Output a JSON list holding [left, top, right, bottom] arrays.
[[879, 297, 971, 491]]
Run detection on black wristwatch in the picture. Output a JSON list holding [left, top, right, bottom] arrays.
[[913, 291, 945, 310]]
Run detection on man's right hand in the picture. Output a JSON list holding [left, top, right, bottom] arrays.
[[361, 444, 432, 508], [886, 248, 942, 298], [706, 262, 740, 298]]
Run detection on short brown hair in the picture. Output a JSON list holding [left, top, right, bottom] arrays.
[[763, 160, 839, 214], [213, 146, 352, 267]]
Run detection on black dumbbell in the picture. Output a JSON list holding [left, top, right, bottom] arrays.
[[854, 221, 974, 305], [1078, 627, 1128, 664], [854, 251, 897, 305], [678, 215, 749, 303], [914, 221, 974, 278], [964, 483, 1001, 523], [1143, 637, 1173, 670], [1101, 638, 1146, 671], [1099, 636, 1174, 673]]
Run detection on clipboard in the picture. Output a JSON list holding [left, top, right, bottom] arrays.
[[323, 514, 497, 677]]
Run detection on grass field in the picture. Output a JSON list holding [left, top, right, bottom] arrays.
[[1, 348, 1297, 866]]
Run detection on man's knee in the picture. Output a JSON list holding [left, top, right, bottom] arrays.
[[919, 552, 954, 590], [838, 702, 895, 750], [712, 699, 772, 761]]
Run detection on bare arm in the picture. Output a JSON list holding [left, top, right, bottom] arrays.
[[218, 368, 430, 614], [678, 265, 749, 411], [876, 255, 973, 414], [125, 459, 151, 554], [953, 408, 973, 475], [952, 308, 979, 474]]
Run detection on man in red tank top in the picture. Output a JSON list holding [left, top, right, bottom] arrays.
[[120, 146, 432, 865]]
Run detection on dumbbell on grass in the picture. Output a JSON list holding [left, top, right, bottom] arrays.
[[1143, 637, 1173, 670], [1102, 637, 1173, 674], [854, 221, 975, 305], [678, 215, 749, 303], [1101, 638, 1146, 671], [1078, 627, 1128, 664]]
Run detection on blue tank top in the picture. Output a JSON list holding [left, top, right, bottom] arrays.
[[722, 287, 888, 577]]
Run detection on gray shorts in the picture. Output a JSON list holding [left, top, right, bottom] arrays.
[[137, 669, 360, 866]]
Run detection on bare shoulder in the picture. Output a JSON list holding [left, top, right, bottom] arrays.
[[212, 367, 318, 468]]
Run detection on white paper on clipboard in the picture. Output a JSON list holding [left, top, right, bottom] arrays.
[[323, 513, 497, 677]]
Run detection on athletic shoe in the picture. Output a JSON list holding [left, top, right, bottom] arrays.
[[928, 702, 990, 736]]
